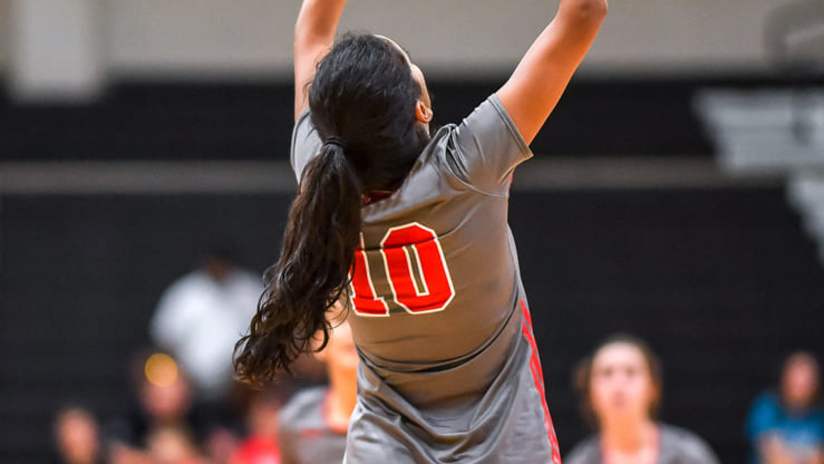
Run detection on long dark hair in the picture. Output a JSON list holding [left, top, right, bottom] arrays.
[[234, 33, 429, 385]]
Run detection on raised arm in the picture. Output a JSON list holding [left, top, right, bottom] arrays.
[[497, 0, 607, 145], [294, 0, 347, 119]]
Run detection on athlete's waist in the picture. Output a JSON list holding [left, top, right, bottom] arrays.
[[356, 299, 525, 408]]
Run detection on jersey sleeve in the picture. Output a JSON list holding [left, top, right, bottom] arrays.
[[290, 110, 323, 183], [447, 93, 534, 195]]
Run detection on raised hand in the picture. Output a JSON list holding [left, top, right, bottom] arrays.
[[294, 0, 348, 119]]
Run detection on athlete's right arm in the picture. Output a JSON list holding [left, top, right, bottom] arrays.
[[496, 0, 607, 145], [293, 0, 347, 120]]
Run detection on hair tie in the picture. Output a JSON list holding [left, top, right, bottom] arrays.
[[324, 136, 347, 151]]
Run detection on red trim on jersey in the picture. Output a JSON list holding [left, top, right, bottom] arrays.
[[361, 190, 394, 206], [520, 300, 562, 464]]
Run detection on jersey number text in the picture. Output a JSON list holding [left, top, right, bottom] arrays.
[[349, 223, 454, 317]]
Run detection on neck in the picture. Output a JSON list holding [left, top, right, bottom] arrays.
[[784, 396, 812, 414], [601, 418, 656, 453], [326, 369, 357, 431]]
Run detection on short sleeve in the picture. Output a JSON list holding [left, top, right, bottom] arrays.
[[448, 93, 534, 195], [290, 110, 323, 182]]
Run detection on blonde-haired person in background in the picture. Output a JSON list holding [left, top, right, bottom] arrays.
[[566, 335, 719, 464]]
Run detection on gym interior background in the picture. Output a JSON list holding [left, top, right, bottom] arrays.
[[1, 0, 823, 462]]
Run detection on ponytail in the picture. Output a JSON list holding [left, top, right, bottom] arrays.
[[234, 142, 362, 385]]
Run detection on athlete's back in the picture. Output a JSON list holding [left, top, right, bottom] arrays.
[[236, 1, 607, 462], [292, 95, 560, 463]]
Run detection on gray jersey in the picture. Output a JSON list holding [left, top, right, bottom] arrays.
[[291, 94, 560, 463], [565, 424, 721, 464], [278, 387, 348, 464]]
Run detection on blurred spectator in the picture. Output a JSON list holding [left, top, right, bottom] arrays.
[[150, 247, 262, 400], [54, 406, 102, 464], [204, 426, 241, 464], [107, 351, 201, 460], [146, 425, 207, 464], [747, 351, 824, 464], [566, 334, 719, 464], [277, 314, 356, 464], [230, 388, 290, 464]]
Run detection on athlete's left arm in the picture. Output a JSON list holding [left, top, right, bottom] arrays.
[[293, 0, 347, 120], [497, 0, 607, 145]]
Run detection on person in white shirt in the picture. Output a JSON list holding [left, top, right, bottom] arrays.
[[150, 250, 262, 400]]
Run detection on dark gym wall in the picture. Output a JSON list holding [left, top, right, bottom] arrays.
[[2, 75, 822, 162]]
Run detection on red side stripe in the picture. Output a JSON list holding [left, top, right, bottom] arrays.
[[520, 302, 547, 383], [520, 300, 562, 464]]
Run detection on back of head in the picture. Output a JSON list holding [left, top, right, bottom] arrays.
[[309, 33, 427, 190], [235, 33, 426, 385]]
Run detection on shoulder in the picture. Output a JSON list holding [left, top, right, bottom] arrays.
[[157, 271, 211, 303], [746, 392, 785, 439], [292, 109, 317, 144], [227, 269, 263, 290], [749, 392, 782, 417], [565, 434, 601, 464], [168, 271, 208, 290], [290, 109, 322, 182], [450, 94, 531, 155], [438, 94, 533, 195], [752, 392, 780, 408], [659, 423, 719, 464], [279, 386, 327, 432]]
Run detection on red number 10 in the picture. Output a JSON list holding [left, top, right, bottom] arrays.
[[349, 222, 455, 317]]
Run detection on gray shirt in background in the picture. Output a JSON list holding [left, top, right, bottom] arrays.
[[278, 387, 348, 464], [565, 423, 721, 464]]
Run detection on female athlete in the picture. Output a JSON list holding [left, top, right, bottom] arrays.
[[235, 1, 607, 462]]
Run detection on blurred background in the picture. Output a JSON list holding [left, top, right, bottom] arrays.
[[1, 0, 823, 463]]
